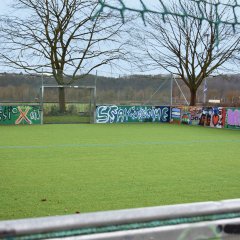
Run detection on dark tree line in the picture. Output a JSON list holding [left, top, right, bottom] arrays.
[[1, 0, 240, 107]]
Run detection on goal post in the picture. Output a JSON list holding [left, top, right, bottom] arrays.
[[40, 85, 96, 124]]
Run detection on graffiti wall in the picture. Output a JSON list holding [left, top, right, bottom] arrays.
[[211, 107, 226, 128], [197, 107, 225, 128], [198, 107, 211, 126], [96, 105, 238, 129], [96, 105, 170, 123], [226, 108, 240, 129], [180, 106, 202, 125], [171, 107, 181, 124], [0, 105, 41, 125], [170, 106, 226, 128], [1, 104, 238, 128]]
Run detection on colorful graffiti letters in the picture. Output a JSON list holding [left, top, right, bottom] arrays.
[[173, 106, 227, 128], [199, 107, 226, 128], [180, 107, 202, 125], [0, 105, 41, 125], [96, 106, 170, 123], [97, 105, 239, 128]]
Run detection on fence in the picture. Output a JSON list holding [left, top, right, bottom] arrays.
[[0, 72, 173, 105], [172, 106, 240, 130], [95, 105, 240, 129], [1, 104, 239, 129], [0, 105, 41, 125], [1, 72, 240, 105], [1, 199, 240, 240], [96, 105, 170, 123]]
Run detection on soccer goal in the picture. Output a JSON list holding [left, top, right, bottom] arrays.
[[40, 85, 96, 124]]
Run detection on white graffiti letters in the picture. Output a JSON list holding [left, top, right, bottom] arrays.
[[96, 105, 169, 123], [97, 106, 118, 123]]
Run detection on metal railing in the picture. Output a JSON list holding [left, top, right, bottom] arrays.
[[1, 199, 240, 239]]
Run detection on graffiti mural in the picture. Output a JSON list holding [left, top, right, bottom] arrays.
[[180, 107, 202, 125], [226, 108, 240, 129], [96, 105, 170, 123], [0, 105, 41, 125], [199, 107, 226, 128], [189, 107, 203, 125], [171, 107, 181, 124], [210, 107, 226, 128], [199, 107, 211, 126]]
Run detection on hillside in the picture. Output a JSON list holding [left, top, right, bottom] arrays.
[[0, 72, 239, 106]]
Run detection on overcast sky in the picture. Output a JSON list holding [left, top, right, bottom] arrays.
[[0, 0, 158, 14], [0, 0, 9, 14], [0, 0, 162, 76], [0, 1, 239, 76]]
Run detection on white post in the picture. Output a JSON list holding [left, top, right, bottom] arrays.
[[170, 74, 173, 106], [93, 71, 97, 123], [203, 79, 207, 105], [173, 76, 189, 105], [41, 69, 44, 125]]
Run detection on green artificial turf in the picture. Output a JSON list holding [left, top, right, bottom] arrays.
[[0, 123, 240, 220], [43, 115, 90, 124]]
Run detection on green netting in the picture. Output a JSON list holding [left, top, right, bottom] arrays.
[[95, 0, 240, 46], [96, 0, 240, 26]]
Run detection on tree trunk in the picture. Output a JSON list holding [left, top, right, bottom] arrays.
[[190, 89, 197, 106], [59, 87, 66, 113]]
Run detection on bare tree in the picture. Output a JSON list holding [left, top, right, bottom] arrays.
[[128, 0, 240, 106], [0, 0, 125, 112]]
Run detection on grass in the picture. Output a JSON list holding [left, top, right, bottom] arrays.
[[0, 123, 240, 220], [43, 115, 90, 124]]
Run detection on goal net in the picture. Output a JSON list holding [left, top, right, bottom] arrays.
[[41, 85, 96, 124]]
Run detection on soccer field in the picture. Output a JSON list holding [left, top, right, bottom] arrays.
[[0, 123, 240, 220]]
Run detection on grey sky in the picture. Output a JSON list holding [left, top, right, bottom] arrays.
[[0, 0, 159, 76], [0, 0, 9, 14], [0, 0, 159, 18], [0, 1, 239, 76]]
